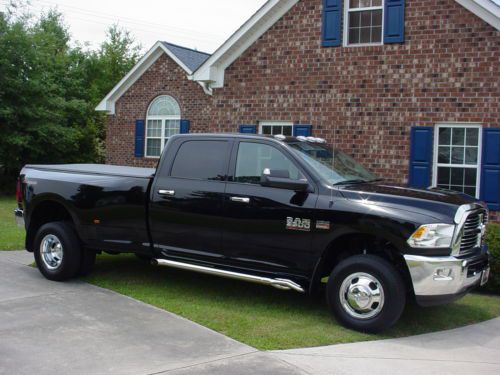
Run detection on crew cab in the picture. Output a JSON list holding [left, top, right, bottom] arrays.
[[14, 134, 490, 332]]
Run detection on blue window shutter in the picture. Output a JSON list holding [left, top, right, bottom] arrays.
[[239, 125, 257, 134], [134, 120, 145, 158], [322, 0, 342, 47], [384, 0, 405, 44], [294, 125, 312, 137], [180, 119, 190, 134], [481, 128, 500, 211], [409, 126, 433, 188]]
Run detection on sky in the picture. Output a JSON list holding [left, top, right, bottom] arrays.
[[0, 0, 268, 53]]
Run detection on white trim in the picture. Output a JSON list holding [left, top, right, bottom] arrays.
[[191, 0, 299, 89], [455, 0, 500, 30], [431, 123, 483, 198], [343, 0, 385, 47], [96, 42, 204, 114]]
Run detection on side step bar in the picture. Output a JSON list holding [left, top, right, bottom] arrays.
[[152, 258, 305, 293]]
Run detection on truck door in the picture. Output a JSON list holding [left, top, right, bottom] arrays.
[[149, 137, 232, 263], [222, 139, 318, 276]]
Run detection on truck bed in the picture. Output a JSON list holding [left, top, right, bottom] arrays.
[[24, 164, 156, 179]]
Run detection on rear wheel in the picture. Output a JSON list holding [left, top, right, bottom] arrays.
[[326, 254, 406, 333], [34, 222, 82, 281]]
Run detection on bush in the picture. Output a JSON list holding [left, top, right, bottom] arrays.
[[483, 223, 500, 294]]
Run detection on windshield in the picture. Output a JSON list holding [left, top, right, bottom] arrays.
[[288, 142, 378, 185]]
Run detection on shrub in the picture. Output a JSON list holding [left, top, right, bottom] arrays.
[[483, 223, 500, 294]]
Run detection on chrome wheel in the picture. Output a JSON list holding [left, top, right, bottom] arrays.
[[40, 234, 64, 270], [339, 272, 385, 319]]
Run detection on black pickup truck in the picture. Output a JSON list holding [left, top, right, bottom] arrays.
[[14, 133, 490, 332]]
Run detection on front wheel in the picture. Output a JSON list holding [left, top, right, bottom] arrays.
[[326, 255, 406, 333], [34, 222, 82, 281]]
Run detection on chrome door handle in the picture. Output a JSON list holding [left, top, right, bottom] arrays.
[[230, 196, 250, 204], [158, 190, 175, 197]]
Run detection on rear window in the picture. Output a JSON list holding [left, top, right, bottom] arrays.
[[170, 140, 228, 181]]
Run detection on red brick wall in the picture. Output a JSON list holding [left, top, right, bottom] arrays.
[[105, 0, 499, 216]]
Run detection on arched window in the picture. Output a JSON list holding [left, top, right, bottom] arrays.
[[146, 95, 181, 157]]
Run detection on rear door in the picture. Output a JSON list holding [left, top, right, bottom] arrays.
[[149, 137, 232, 263], [222, 139, 318, 276]]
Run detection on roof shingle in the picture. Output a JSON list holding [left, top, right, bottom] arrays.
[[161, 42, 211, 72]]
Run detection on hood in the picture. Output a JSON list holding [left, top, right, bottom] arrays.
[[337, 183, 478, 222]]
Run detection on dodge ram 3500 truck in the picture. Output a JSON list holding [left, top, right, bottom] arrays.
[[14, 134, 490, 332]]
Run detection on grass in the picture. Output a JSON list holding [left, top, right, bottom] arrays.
[[0, 196, 25, 250], [85, 253, 500, 350]]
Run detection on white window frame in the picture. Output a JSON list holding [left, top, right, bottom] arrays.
[[343, 0, 385, 47], [259, 121, 294, 136], [145, 96, 181, 158], [432, 123, 483, 198]]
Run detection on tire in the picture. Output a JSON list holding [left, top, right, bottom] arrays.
[[326, 254, 406, 333], [79, 249, 97, 276], [34, 221, 82, 281]]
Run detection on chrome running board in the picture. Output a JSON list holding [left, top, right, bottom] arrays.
[[152, 258, 305, 293]]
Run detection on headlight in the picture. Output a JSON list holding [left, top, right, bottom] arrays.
[[407, 224, 456, 248]]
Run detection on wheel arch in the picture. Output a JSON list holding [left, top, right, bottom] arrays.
[[26, 196, 78, 252], [309, 231, 413, 295]]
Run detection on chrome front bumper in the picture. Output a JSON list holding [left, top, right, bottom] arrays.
[[404, 249, 489, 305], [14, 208, 25, 227]]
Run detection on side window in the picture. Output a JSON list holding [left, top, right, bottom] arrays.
[[235, 142, 302, 184], [171, 141, 228, 181]]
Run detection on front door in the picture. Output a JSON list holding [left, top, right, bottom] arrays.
[[222, 140, 318, 277], [149, 138, 232, 263]]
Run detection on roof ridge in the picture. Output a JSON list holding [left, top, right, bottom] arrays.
[[162, 41, 211, 56]]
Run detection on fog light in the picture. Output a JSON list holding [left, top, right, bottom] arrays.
[[434, 268, 453, 281]]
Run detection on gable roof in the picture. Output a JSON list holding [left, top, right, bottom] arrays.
[[161, 42, 210, 72], [96, 41, 211, 114], [456, 0, 500, 30]]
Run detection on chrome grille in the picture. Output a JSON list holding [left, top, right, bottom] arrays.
[[459, 212, 483, 256]]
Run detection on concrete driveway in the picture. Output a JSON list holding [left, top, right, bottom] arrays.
[[1, 251, 499, 375], [0, 251, 305, 375]]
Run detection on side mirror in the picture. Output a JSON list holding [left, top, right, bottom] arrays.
[[260, 169, 310, 192]]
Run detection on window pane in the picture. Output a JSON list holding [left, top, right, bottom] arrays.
[[438, 146, 450, 163], [372, 10, 382, 26], [359, 0, 371, 8], [349, 28, 360, 44], [372, 27, 382, 43], [147, 120, 162, 137], [235, 142, 301, 184], [372, 0, 382, 6], [450, 168, 464, 185], [451, 147, 464, 164], [360, 11, 371, 27], [148, 95, 180, 116], [464, 168, 477, 186], [146, 139, 161, 157], [165, 120, 180, 137], [452, 128, 465, 145], [360, 27, 371, 44], [464, 187, 476, 197], [272, 126, 281, 135], [171, 141, 228, 180], [262, 126, 272, 135], [466, 128, 479, 146], [350, 0, 360, 8], [283, 126, 293, 136], [437, 167, 450, 185], [349, 12, 361, 28], [465, 147, 478, 165], [438, 128, 452, 145]]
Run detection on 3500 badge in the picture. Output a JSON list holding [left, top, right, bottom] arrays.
[[286, 217, 311, 232]]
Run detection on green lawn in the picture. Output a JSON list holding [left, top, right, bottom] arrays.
[[85, 254, 500, 350], [0, 197, 25, 250]]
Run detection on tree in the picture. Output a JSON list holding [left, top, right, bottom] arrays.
[[0, 4, 141, 191]]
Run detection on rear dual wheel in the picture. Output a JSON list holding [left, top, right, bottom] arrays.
[[34, 222, 96, 281], [326, 255, 406, 333]]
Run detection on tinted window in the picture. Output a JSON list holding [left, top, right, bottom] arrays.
[[171, 141, 228, 180], [235, 142, 301, 184]]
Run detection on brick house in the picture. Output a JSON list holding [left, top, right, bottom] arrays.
[[97, 0, 500, 218]]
